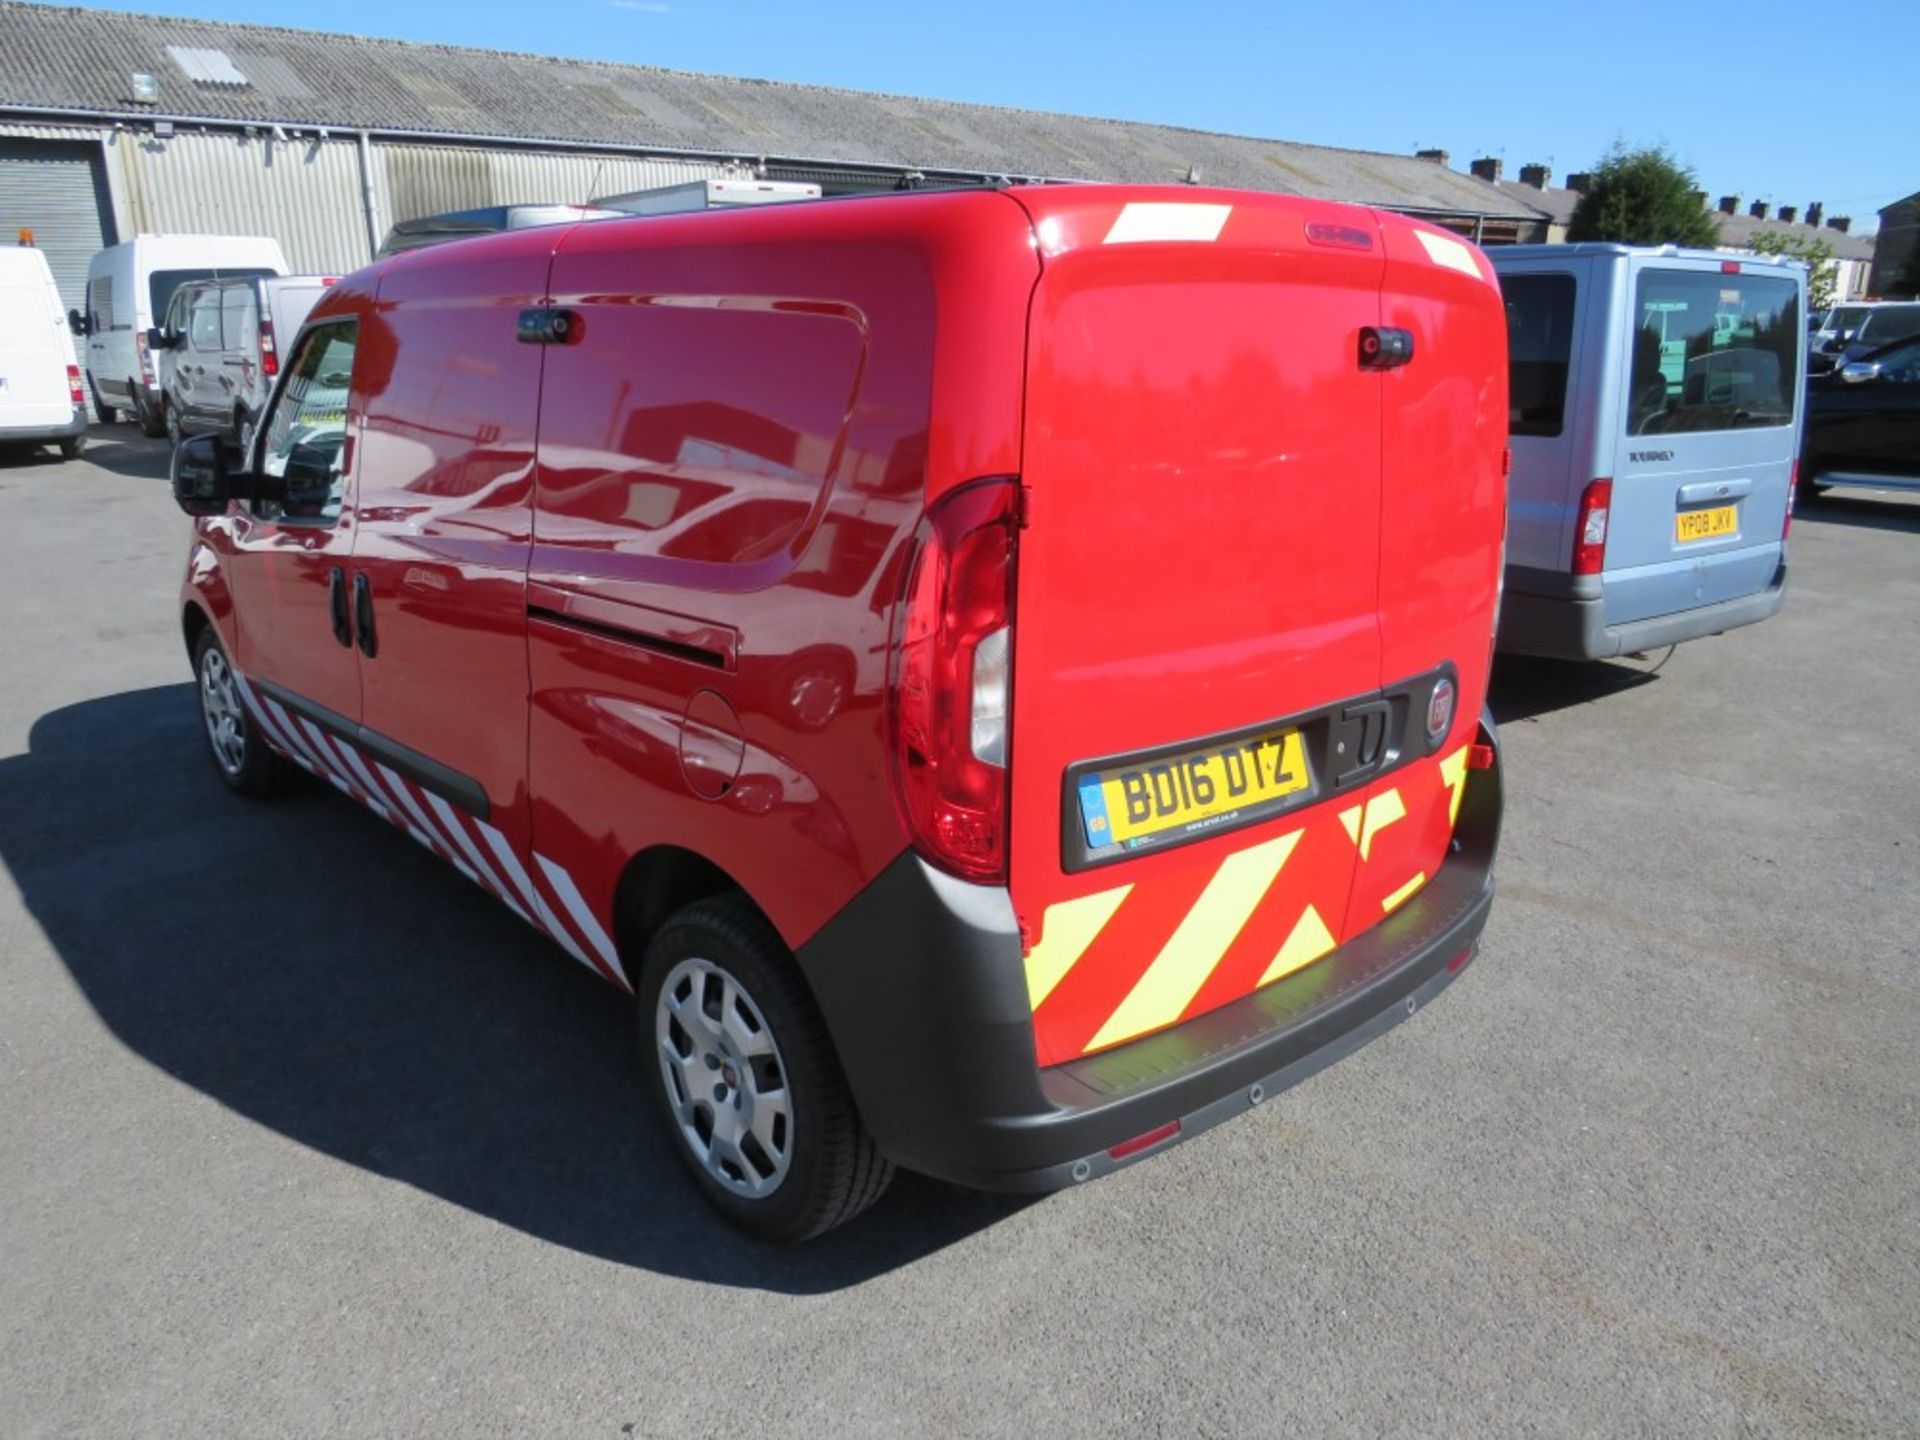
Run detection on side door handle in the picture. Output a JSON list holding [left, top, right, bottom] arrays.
[[327, 566, 352, 648], [353, 572, 377, 658]]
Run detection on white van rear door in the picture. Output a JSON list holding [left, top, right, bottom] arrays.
[[0, 276, 72, 426]]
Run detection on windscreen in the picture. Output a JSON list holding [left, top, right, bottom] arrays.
[[148, 267, 276, 321], [1858, 305, 1920, 346], [1627, 269, 1798, 435]]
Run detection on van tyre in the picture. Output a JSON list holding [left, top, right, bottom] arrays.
[[135, 386, 166, 438], [192, 630, 290, 799], [59, 436, 84, 460], [639, 895, 893, 1240], [164, 400, 182, 448], [88, 382, 117, 426]]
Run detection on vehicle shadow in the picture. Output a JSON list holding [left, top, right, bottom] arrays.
[[1796, 490, 1920, 534], [0, 685, 1030, 1293], [1488, 654, 1660, 724], [73, 426, 173, 480]]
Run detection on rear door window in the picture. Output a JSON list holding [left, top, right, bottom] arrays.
[[1627, 269, 1798, 435], [1502, 273, 1576, 437], [148, 267, 276, 324]]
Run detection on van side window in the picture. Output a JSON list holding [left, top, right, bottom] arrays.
[[221, 287, 254, 351], [189, 290, 222, 352], [1502, 274, 1575, 437], [1627, 271, 1799, 435], [257, 321, 357, 524]]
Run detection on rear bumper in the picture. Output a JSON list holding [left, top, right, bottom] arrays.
[[1497, 562, 1787, 660], [796, 713, 1503, 1192], [0, 406, 86, 445]]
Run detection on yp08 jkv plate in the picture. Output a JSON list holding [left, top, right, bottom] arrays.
[[1676, 504, 1738, 543]]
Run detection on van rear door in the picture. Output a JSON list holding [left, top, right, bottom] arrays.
[[1005, 190, 1387, 1067], [0, 261, 73, 428], [1604, 258, 1800, 627]]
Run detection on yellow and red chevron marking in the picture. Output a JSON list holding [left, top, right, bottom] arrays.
[[1025, 744, 1470, 1068]]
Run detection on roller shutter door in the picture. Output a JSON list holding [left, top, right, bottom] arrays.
[[0, 139, 115, 321]]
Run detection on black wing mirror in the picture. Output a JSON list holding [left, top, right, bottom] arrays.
[[68, 307, 89, 337], [172, 434, 283, 517], [146, 325, 177, 351]]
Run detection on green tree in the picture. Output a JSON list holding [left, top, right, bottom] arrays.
[[1567, 144, 1720, 247], [1745, 229, 1839, 311]]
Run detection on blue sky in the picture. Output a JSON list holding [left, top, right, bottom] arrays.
[[113, 0, 1916, 227]]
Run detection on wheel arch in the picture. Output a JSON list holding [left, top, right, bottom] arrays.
[[614, 844, 768, 973], [181, 598, 213, 660]]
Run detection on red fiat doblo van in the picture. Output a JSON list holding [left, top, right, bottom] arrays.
[[171, 185, 1508, 1239]]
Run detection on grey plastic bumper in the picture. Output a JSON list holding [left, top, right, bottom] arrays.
[[1497, 563, 1787, 661]]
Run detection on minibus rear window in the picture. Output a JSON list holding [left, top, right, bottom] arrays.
[[1503, 273, 1576, 437], [1628, 270, 1798, 435]]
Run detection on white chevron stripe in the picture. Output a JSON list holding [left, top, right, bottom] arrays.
[[372, 763, 451, 854], [293, 719, 354, 796], [421, 790, 532, 926], [474, 820, 543, 918], [262, 698, 327, 774], [320, 733, 394, 823], [535, 853, 627, 988]]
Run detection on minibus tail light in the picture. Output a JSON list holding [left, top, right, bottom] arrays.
[[1784, 461, 1797, 541], [889, 479, 1019, 884], [1573, 478, 1611, 576], [259, 314, 279, 379], [66, 365, 84, 406]]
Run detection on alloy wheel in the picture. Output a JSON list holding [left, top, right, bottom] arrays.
[[654, 955, 793, 1197]]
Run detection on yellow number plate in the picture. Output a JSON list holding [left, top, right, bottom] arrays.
[[1676, 504, 1738, 543], [1079, 729, 1310, 849]]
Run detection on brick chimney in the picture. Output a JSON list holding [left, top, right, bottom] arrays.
[[1414, 148, 1450, 167], [1718, 195, 1739, 215], [1469, 156, 1502, 182], [1519, 163, 1551, 189], [1778, 205, 1797, 224], [1749, 200, 1769, 219], [1566, 172, 1594, 195], [1807, 202, 1824, 227], [1829, 216, 1851, 234]]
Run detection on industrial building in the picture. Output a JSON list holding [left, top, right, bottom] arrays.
[[0, 1, 1543, 320]]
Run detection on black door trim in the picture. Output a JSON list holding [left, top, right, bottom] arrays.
[[253, 677, 490, 821]]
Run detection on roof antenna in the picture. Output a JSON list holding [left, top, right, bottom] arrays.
[[1185, 164, 1203, 185], [582, 158, 607, 208]]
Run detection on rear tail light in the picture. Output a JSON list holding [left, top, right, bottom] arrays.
[[135, 327, 155, 384], [1784, 461, 1797, 541], [889, 478, 1019, 883], [65, 364, 84, 406], [1572, 478, 1612, 576], [259, 315, 279, 378]]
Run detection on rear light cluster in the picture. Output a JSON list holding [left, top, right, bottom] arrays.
[[135, 327, 155, 385], [1784, 461, 1798, 541], [889, 478, 1019, 884], [1572, 477, 1612, 576], [259, 314, 279, 378], [65, 364, 84, 406]]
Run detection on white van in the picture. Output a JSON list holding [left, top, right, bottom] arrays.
[[0, 244, 86, 458], [78, 235, 287, 435]]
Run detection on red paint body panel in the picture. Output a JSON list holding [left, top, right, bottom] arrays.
[[350, 240, 547, 864], [524, 193, 1037, 950]]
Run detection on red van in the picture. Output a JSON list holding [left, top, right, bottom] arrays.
[[171, 185, 1508, 1239]]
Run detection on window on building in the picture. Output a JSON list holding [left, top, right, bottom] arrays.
[[1503, 273, 1577, 437]]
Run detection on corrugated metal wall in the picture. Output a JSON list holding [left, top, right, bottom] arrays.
[[372, 145, 727, 234], [104, 127, 370, 272], [0, 134, 114, 318]]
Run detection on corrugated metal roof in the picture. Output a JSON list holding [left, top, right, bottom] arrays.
[[0, 1, 1541, 219]]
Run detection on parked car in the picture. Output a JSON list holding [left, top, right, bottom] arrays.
[[0, 243, 87, 458], [151, 274, 335, 446], [1491, 244, 1801, 660], [75, 234, 287, 435], [1809, 301, 1920, 375], [1802, 335, 1920, 497], [170, 185, 1508, 1239]]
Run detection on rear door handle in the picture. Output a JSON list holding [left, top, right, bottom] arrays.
[[327, 567, 352, 648], [1676, 478, 1753, 504], [353, 572, 377, 658]]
